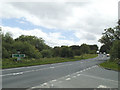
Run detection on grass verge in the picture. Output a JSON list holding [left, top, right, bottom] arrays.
[[2, 54, 97, 69], [99, 59, 120, 71]]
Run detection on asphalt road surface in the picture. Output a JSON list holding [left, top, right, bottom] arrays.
[[1, 54, 118, 89]]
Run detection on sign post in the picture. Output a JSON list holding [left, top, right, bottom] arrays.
[[12, 54, 25, 61]]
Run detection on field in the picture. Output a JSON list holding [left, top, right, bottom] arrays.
[[2, 54, 97, 69]]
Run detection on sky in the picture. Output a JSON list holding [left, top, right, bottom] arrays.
[[0, 0, 118, 48]]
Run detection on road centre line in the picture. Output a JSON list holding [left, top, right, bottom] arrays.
[[2, 64, 47, 71], [1, 63, 73, 77], [2, 58, 95, 71], [51, 80, 57, 82], [2, 58, 98, 72], [1, 62, 72, 72], [77, 74, 81, 76], [97, 85, 109, 88], [66, 78, 71, 80]]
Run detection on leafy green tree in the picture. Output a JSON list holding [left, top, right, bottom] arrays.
[[99, 20, 120, 53], [60, 46, 74, 58], [88, 45, 98, 54], [53, 46, 61, 57], [2, 32, 14, 58], [2, 47, 10, 58], [70, 45, 81, 56], [3, 32, 14, 44], [15, 35, 51, 51], [80, 44, 90, 54], [110, 40, 120, 59], [99, 45, 109, 54], [12, 41, 42, 59], [41, 49, 53, 58]]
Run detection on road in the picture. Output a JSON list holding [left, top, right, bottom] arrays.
[[1, 54, 118, 89]]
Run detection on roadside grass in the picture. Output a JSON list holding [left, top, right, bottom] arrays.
[[2, 54, 98, 69], [99, 59, 120, 71]]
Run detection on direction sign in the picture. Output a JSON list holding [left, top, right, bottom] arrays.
[[12, 54, 25, 58]]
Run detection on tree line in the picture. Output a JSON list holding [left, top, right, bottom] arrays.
[[2, 32, 98, 59], [99, 20, 120, 60]]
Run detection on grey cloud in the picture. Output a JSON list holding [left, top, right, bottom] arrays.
[[9, 2, 72, 20], [84, 33, 96, 40]]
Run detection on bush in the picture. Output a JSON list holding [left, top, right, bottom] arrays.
[[110, 40, 120, 59], [41, 49, 53, 58], [12, 57, 17, 61], [60, 47, 74, 58]]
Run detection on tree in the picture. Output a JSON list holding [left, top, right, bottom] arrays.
[[41, 49, 53, 58], [2, 32, 14, 58], [70, 45, 81, 56], [15, 35, 51, 51], [99, 20, 120, 53], [12, 41, 42, 59], [110, 40, 120, 59], [89, 45, 98, 54], [3, 32, 14, 44], [53, 46, 61, 57], [60, 46, 74, 58], [2, 47, 10, 58], [80, 44, 90, 54], [99, 45, 109, 54]]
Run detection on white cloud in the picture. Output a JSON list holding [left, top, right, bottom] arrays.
[[0, 0, 118, 30], [2, 26, 76, 47], [0, 0, 118, 48], [2, 26, 102, 48], [75, 31, 96, 40]]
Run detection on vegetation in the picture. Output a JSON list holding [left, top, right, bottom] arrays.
[[99, 20, 120, 71], [2, 54, 97, 69], [99, 20, 120, 55], [99, 59, 120, 71], [1, 28, 99, 68], [2, 32, 98, 59]]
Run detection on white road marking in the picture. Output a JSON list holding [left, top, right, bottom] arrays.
[[2, 64, 46, 71], [50, 67, 55, 69], [43, 83, 47, 86], [0, 73, 13, 77], [51, 80, 57, 82], [86, 68, 89, 70], [73, 76, 76, 78], [77, 74, 81, 76], [88, 67, 91, 69], [12, 72, 23, 75], [66, 75, 70, 77], [97, 85, 109, 88], [1, 63, 73, 77], [1, 63, 97, 77], [66, 78, 71, 80], [82, 69, 86, 72], [51, 84, 54, 87]]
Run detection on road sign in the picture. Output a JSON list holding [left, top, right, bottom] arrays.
[[12, 54, 25, 58], [12, 54, 25, 61]]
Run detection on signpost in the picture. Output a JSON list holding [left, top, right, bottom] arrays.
[[12, 54, 25, 61]]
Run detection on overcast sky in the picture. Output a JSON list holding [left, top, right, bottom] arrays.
[[0, 0, 118, 48]]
